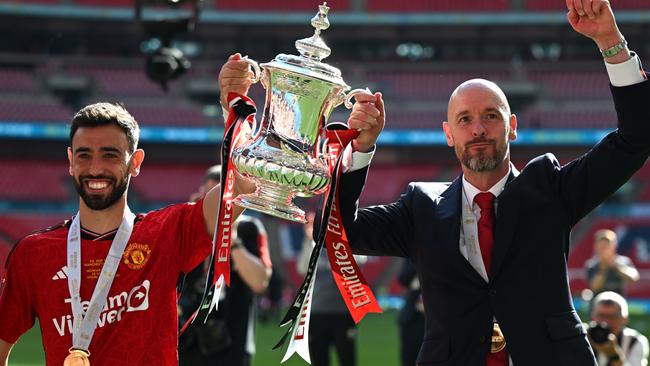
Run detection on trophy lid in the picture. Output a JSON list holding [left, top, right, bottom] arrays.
[[261, 3, 349, 88]]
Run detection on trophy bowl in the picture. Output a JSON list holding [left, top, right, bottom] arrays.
[[231, 3, 367, 223]]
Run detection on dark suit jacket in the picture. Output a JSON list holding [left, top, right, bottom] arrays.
[[338, 81, 650, 366]]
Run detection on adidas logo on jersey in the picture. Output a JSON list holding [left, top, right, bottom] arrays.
[[52, 266, 68, 280]]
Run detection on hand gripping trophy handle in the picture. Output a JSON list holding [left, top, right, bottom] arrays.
[[344, 88, 373, 110], [241, 56, 261, 84]]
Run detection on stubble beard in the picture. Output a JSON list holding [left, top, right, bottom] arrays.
[[458, 140, 508, 173]]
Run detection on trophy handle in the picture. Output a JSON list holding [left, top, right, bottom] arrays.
[[344, 88, 373, 109], [241, 56, 261, 84]]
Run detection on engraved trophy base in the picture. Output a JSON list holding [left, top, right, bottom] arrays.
[[233, 184, 306, 223]]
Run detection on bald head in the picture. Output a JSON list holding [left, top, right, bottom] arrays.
[[448, 79, 511, 122]]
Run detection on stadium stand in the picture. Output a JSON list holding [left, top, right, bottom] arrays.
[[215, 0, 350, 11], [360, 164, 443, 205], [521, 108, 617, 129], [73, 0, 133, 6], [0, 68, 36, 93], [130, 163, 209, 203], [0, 99, 74, 124], [568, 218, 650, 298], [0, 213, 70, 243], [0, 160, 71, 201], [527, 0, 650, 10], [65, 66, 171, 97], [365, 70, 510, 100], [367, 0, 509, 12]]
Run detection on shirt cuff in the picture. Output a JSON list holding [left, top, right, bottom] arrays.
[[344, 145, 375, 173], [222, 106, 230, 122], [605, 52, 647, 87]]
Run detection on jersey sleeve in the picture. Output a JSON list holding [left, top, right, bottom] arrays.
[[0, 240, 37, 344], [173, 199, 214, 274]]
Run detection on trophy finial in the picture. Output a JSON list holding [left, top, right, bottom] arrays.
[[295, 2, 331, 61], [312, 2, 330, 35]]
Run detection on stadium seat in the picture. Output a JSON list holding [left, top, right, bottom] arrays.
[[366, 70, 509, 100], [368, 0, 509, 12], [567, 218, 650, 298], [215, 0, 350, 12], [0, 160, 71, 201], [130, 163, 209, 203], [65, 66, 171, 97], [0, 213, 70, 242], [521, 108, 617, 129], [360, 164, 444, 205], [527, 0, 650, 10], [0, 100, 73, 124], [73, 0, 133, 6], [122, 103, 215, 126], [0, 69, 36, 93]]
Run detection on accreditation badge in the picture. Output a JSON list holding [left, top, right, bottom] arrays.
[[490, 323, 507, 353], [63, 348, 90, 366]]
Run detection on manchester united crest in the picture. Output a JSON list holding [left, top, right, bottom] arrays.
[[122, 243, 151, 270]]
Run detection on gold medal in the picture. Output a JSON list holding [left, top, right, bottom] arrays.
[[490, 323, 506, 353], [63, 348, 90, 366]]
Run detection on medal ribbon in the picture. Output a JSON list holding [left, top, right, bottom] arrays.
[[67, 208, 135, 352], [277, 123, 381, 363]]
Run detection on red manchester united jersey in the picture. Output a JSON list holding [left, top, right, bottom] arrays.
[[0, 200, 213, 366]]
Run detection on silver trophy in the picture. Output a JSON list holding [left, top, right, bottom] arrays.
[[232, 2, 368, 223]]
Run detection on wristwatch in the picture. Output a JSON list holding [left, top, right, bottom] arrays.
[[600, 39, 627, 59]]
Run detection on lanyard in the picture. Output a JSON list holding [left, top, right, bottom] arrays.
[[66, 208, 135, 351]]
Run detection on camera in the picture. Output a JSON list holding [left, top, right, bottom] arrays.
[[588, 321, 612, 344]]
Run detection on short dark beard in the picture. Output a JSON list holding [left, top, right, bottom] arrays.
[[73, 170, 130, 210]]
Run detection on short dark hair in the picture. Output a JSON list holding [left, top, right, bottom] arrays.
[[70, 102, 140, 153], [204, 165, 222, 183]]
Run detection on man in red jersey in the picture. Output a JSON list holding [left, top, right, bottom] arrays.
[[0, 56, 256, 366]]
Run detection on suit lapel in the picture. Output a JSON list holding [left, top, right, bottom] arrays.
[[490, 167, 521, 281], [435, 176, 486, 286]]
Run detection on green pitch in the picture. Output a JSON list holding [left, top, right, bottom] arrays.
[[8, 310, 400, 366]]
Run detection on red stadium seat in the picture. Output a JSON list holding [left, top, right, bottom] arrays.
[[568, 218, 650, 298], [123, 103, 215, 126], [522, 108, 617, 129], [360, 164, 444, 206], [216, 0, 350, 12], [527, 69, 611, 100], [0, 100, 73, 123], [366, 70, 508, 100], [0, 213, 70, 243], [130, 163, 209, 202], [73, 0, 133, 6], [0, 69, 36, 93], [368, 0, 509, 12], [0, 160, 71, 201], [65, 66, 171, 97], [527, 0, 650, 10]]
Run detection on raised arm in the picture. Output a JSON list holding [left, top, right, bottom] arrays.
[[202, 53, 258, 235], [555, 0, 650, 225], [566, 0, 630, 65]]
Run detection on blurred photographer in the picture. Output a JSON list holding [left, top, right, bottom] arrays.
[[585, 229, 639, 297], [588, 291, 649, 366]]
